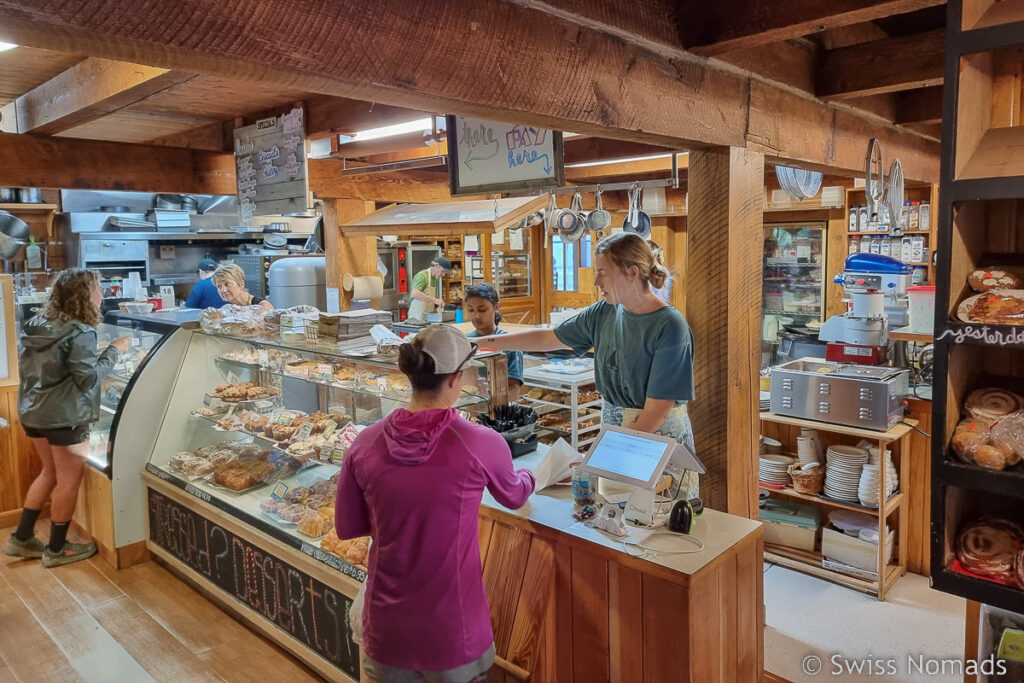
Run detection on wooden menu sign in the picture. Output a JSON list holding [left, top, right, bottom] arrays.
[[234, 107, 309, 222], [147, 487, 359, 679], [446, 115, 564, 195]]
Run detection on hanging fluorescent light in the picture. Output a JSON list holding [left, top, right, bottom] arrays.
[[566, 152, 685, 169], [340, 116, 443, 144], [0, 42, 18, 53]]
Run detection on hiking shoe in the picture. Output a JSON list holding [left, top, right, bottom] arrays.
[[42, 541, 97, 568], [3, 534, 45, 559]]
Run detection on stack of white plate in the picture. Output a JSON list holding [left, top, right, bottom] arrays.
[[824, 445, 869, 502], [858, 464, 881, 507], [759, 391, 771, 412], [759, 454, 796, 486]]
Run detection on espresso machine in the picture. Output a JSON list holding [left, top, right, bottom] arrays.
[[818, 254, 912, 365]]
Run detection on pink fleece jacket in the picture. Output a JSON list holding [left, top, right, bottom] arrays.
[[335, 408, 536, 672]]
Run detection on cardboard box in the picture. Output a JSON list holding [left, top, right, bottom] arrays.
[[822, 526, 893, 572], [759, 499, 821, 552]]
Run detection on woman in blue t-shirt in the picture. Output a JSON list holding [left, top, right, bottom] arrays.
[[478, 233, 697, 496], [463, 282, 524, 401]]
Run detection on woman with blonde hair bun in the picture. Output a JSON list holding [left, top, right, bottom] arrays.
[[478, 232, 698, 497]]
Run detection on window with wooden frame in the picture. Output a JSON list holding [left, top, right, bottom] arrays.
[[551, 233, 592, 291]]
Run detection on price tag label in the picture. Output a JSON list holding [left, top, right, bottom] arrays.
[[317, 362, 332, 380], [376, 377, 388, 394], [321, 420, 338, 440], [257, 348, 269, 366], [332, 448, 345, 465], [319, 446, 334, 463], [225, 405, 236, 417], [269, 408, 284, 423], [296, 422, 314, 441], [131, 336, 141, 348], [271, 481, 288, 501], [203, 394, 213, 406], [277, 410, 298, 425], [301, 368, 310, 379], [227, 370, 239, 384]]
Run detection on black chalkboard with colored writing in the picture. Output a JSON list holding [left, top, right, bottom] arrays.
[[147, 487, 358, 679]]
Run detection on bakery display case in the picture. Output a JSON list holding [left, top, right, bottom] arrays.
[[493, 252, 531, 298], [139, 328, 508, 680], [144, 329, 505, 574], [518, 355, 602, 451]]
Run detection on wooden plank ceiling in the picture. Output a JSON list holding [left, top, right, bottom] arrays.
[[0, 1, 948, 187]]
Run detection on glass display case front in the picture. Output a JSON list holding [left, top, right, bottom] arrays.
[[492, 252, 531, 298], [90, 319, 171, 473], [144, 330, 505, 578], [762, 222, 827, 369]]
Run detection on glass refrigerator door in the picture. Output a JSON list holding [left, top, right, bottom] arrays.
[[761, 223, 826, 368]]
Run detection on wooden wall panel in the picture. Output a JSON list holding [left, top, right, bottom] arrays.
[[642, 573, 689, 683], [570, 550, 610, 682], [482, 523, 533, 657], [0, 387, 20, 517], [904, 399, 933, 575], [323, 199, 377, 310], [608, 563, 643, 682], [505, 537, 556, 676]]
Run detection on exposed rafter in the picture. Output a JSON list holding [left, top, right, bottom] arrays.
[[673, 0, 945, 55], [894, 85, 944, 124], [15, 57, 197, 134], [817, 29, 945, 99]]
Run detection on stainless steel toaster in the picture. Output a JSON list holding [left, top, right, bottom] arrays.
[[769, 359, 909, 431]]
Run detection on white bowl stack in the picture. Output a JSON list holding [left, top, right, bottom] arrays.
[[759, 436, 782, 456], [759, 453, 796, 487], [795, 432, 821, 465], [867, 448, 898, 498], [824, 445, 869, 502], [858, 464, 881, 507]]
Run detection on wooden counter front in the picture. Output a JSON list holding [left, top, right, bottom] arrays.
[[478, 450, 765, 682]]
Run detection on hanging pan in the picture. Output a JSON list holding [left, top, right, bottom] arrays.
[[622, 185, 651, 239], [587, 189, 612, 231]]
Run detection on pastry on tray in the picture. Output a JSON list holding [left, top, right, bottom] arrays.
[[259, 498, 282, 513], [968, 268, 1021, 292], [194, 404, 229, 417], [964, 388, 1023, 422], [321, 532, 370, 567], [960, 291, 1024, 325], [297, 511, 333, 537], [277, 503, 307, 523], [285, 486, 312, 504]]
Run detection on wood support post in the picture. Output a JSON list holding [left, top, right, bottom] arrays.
[[321, 199, 378, 312], [686, 147, 763, 517]]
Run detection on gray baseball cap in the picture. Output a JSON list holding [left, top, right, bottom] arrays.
[[415, 324, 477, 374]]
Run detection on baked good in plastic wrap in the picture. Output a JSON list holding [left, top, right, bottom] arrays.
[[955, 517, 1024, 584], [277, 503, 307, 523], [965, 388, 1024, 422], [213, 458, 276, 491], [199, 304, 269, 338], [968, 268, 1022, 292], [297, 510, 333, 538], [259, 498, 281, 513], [990, 410, 1024, 468], [1017, 546, 1024, 588]]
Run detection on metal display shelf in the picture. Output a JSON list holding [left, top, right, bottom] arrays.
[[520, 356, 600, 451]]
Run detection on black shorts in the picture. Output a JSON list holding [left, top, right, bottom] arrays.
[[22, 424, 90, 446]]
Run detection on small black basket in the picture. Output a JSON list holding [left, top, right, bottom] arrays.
[[505, 432, 538, 459]]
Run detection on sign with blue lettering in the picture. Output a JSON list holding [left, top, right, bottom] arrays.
[[447, 115, 564, 195], [233, 107, 309, 222]]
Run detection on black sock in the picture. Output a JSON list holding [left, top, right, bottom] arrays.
[[14, 508, 41, 542], [48, 521, 70, 552]]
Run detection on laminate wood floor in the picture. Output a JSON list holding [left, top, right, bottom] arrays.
[[0, 524, 321, 682]]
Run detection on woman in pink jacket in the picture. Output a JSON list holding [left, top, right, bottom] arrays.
[[335, 324, 536, 683]]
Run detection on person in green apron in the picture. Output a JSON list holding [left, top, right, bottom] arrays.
[[476, 232, 698, 497], [407, 256, 451, 322]]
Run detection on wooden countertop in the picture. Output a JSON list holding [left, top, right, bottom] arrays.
[[452, 321, 539, 334], [480, 446, 762, 578]]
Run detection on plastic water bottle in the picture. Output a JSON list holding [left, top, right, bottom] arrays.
[[25, 235, 42, 270], [455, 308, 464, 323]]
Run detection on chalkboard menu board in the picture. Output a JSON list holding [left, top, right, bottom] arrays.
[[147, 487, 359, 679], [447, 115, 564, 196], [233, 107, 309, 222]]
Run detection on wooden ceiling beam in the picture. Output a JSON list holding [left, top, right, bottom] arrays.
[[0, 0, 938, 181], [676, 0, 944, 56], [893, 85, 944, 124], [305, 94, 430, 138], [14, 57, 198, 134], [817, 29, 946, 99], [0, 131, 234, 193]]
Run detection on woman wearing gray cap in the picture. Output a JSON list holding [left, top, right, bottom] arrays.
[[336, 324, 535, 682], [184, 258, 227, 309]]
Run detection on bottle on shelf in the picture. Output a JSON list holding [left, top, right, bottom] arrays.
[[880, 237, 892, 257], [901, 237, 913, 263], [911, 236, 925, 263], [858, 206, 869, 232], [849, 237, 860, 255], [849, 206, 860, 233], [918, 202, 930, 231], [908, 202, 920, 230], [870, 237, 881, 254], [860, 238, 871, 254]]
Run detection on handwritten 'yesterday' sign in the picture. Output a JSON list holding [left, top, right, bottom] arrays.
[[447, 115, 564, 195], [234, 107, 309, 222]]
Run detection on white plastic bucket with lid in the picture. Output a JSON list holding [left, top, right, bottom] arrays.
[[907, 286, 936, 334]]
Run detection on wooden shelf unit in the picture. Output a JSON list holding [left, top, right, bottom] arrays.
[[844, 185, 938, 284], [931, 0, 1024, 617], [758, 412, 911, 600]]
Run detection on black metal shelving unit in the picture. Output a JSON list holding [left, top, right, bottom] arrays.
[[929, 0, 1024, 616]]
